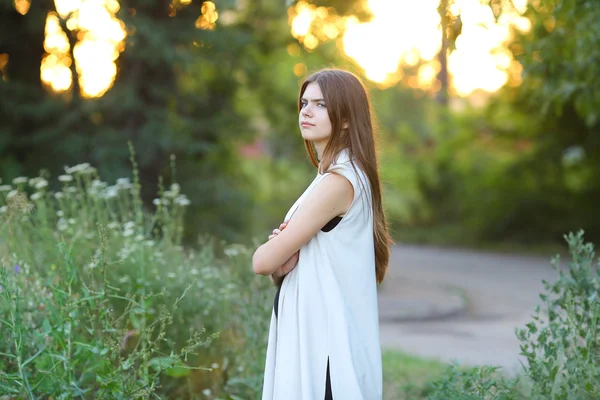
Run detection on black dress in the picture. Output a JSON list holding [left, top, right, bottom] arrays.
[[273, 216, 342, 400]]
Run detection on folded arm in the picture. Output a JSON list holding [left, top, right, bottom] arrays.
[[252, 173, 353, 276]]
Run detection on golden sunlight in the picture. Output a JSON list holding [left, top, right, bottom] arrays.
[[40, 0, 126, 98], [13, 0, 31, 15], [41, 12, 72, 92], [448, 0, 529, 95], [343, 0, 441, 85], [196, 1, 219, 30], [0, 53, 10, 81], [289, 2, 347, 51], [291, 0, 531, 96]]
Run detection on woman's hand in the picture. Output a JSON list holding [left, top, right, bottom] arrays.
[[269, 221, 299, 286], [268, 221, 287, 241]]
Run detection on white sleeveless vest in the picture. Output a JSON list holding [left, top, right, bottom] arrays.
[[261, 149, 382, 400]]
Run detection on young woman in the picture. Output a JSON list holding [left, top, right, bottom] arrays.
[[252, 68, 392, 400]]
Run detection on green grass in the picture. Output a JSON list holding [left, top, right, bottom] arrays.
[[382, 350, 531, 399], [382, 350, 448, 400]]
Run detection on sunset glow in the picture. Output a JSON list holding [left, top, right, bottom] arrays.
[[36, 0, 218, 97], [40, 0, 126, 98], [196, 1, 219, 30], [290, 0, 531, 95], [28, 0, 532, 98], [41, 12, 73, 93], [13, 0, 31, 15]]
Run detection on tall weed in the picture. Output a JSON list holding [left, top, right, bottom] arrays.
[[0, 148, 272, 398], [517, 230, 600, 399]]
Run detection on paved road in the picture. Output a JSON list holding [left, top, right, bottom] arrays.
[[378, 244, 561, 374]]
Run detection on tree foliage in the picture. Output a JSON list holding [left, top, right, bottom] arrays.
[[0, 0, 352, 242], [517, 0, 600, 126]]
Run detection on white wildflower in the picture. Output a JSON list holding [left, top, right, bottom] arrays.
[[57, 218, 68, 231], [66, 187, 78, 193], [116, 178, 132, 189], [65, 163, 90, 174], [163, 190, 175, 198], [118, 276, 130, 283], [175, 196, 190, 206], [224, 247, 239, 257], [152, 198, 160, 206], [58, 175, 73, 183], [30, 192, 43, 201], [92, 179, 106, 189], [7, 190, 18, 200], [144, 240, 155, 247], [28, 177, 42, 187], [81, 166, 96, 175], [12, 177, 28, 185], [0, 185, 12, 192], [54, 191, 64, 199], [210, 363, 219, 369], [68, 218, 75, 225], [202, 389, 211, 397], [107, 222, 119, 230], [56, 210, 64, 217], [0, 206, 6, 214], [134, 234, 144, 242], [170, 183, 181, 195], [123, 228, 134, 237], [167, 272, 176, 278], [124, 221, 135, 230], [117, 247, 132, 260], [34, 180, 48, 190], [190, 268, 198, 275], [104, 186, 118, 199]]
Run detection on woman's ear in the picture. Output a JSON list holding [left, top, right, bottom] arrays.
[[342, 120, 349, 129]]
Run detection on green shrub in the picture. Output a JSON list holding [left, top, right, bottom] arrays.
[[516, 231, 600, 399], [391, 231, 599, 400], [0, 149, 272, 398], [425, 363, 523, 400]]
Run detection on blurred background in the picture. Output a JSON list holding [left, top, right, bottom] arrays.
[[2, 0, 599, 251]]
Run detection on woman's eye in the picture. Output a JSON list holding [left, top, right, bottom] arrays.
[[301, 102, 307, 108], [318, 103, 326, 108]]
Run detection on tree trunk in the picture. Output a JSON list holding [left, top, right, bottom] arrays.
[[436, 0, 449, 106]]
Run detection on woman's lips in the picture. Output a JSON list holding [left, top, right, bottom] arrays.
[[301, 122, 314, 127]]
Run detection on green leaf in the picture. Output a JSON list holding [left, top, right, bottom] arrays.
[[147, 357, 191, 378], [21, 346, 46, 368], [42, 318, 52, 333], [526, 322, 538, 334]]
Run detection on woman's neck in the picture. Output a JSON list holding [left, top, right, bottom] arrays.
[[314, 140, 327, 162]]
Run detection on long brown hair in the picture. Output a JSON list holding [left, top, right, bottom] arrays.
[[298, 68, 393, 284]]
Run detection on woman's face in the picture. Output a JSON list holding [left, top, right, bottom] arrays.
[[299, 82, 332, 145]]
